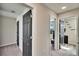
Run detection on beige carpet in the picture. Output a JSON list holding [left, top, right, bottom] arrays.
[[0, 44, 22, 56]]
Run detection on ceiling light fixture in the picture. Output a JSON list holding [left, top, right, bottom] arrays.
[[61, 6, 67, 10], [11, 10, 15, 13]]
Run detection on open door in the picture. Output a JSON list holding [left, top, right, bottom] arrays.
[[23, 10, 32, 56]]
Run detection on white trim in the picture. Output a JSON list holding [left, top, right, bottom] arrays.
[[0, 42, 16, 47], [76, 16, 79, 56], [17, 7, 31, 53]]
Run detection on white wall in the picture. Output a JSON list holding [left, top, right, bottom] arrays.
[[0, 16, 16, 47], [26, 3, 57, 56], [58, 9, 79, 44], [17, 3, 57, 56], [64, 17, 77, 45]]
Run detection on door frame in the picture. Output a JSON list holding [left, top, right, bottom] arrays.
[[17, 4, 33, 55]]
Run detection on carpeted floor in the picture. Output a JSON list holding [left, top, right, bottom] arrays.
[[0, 43, 77, 56], [0, 44, 22, 56]]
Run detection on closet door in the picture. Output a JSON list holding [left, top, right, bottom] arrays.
[[23, 10, 32, 56]]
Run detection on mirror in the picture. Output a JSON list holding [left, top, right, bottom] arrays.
[[50, 17, 56, 50]]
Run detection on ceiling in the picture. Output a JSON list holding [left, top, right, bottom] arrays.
[[44, 3, 79, 14], [0, 3, 28, 15]]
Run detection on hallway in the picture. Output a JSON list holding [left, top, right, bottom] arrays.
[[0, 44, 22, 56]]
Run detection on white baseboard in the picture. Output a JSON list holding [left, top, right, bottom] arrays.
[[0, 42, 17, 47]]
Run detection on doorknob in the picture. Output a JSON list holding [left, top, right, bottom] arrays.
[[30, 36, 32, 39]]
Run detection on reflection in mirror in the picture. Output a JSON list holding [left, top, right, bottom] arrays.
[[50, 17, 56, 50]]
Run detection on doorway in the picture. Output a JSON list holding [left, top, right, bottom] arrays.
[[17, 21, 19, 46], [59, 16, 78, 56], [0, 3, 30, 56], [23, 10, 32, 56], [50, 17, 56, 56]]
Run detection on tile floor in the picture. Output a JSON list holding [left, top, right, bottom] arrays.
[[51, 44, 77, 56]]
